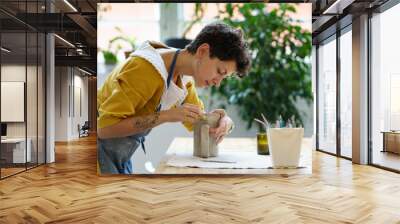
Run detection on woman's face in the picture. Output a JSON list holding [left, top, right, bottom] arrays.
[[192, 43, 237, 88]]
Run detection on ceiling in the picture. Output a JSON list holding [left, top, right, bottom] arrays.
[[311, 0, 390, 43], [0, 0, 97, 75]]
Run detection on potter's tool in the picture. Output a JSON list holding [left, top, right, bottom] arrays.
[[267, 166, 307, 169], [261, 113, 270, 128], [254, 118, 266, 126], [200, 159, 236, 164], [255, 113, 270, 131]]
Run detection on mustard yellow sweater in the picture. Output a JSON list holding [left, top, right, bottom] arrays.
[[97, 56, 204, 132]]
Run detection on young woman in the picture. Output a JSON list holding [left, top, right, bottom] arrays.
[[97, 22, 251, 174]]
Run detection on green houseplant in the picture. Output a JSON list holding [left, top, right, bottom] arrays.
[[211, 3, 312, 131]]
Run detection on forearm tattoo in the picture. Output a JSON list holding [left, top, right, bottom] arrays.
[[131, 112, 160, 131]]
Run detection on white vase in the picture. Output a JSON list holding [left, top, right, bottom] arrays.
[[267, 128, 304, 168]]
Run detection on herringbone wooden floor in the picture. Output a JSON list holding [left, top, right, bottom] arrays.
[[1, 135, 400, 224]]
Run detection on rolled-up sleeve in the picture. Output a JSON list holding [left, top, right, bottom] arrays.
[[182, 81, 205, 132], [97, 57, 164, 129]]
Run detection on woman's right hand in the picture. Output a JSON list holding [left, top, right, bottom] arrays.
[[162, 103, 204, 123]]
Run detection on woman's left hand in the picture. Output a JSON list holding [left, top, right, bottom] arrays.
[[209, 109, 234, 144]]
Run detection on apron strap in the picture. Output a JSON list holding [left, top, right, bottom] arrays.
[[167, 49, 181, 88]]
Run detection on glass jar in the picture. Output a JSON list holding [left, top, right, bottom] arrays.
[[257, 132, 269, 155]]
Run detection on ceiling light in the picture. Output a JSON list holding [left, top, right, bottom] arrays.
[[76, 48, 85, 55], [323, 0, 354, 15], [78, 67, 92, 76], [1, 47, 11, 53], [63, 0, 78, 12], [54, 34, 75, 48]]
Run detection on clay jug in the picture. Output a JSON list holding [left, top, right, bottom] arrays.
[[193, 113, 221, 158]]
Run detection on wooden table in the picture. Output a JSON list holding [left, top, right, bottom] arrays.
[[155, 137, 312, 175]]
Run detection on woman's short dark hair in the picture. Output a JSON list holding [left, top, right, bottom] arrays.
[[186, 22, 251, 78]]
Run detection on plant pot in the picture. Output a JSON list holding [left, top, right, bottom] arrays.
[[267, 128, 304, 168], [165, 38, 192, 49], [193, 113, 221, 158]]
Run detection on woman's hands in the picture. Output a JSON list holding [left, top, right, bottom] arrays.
[[162, 106, 234, 144], [209, 109, 234, 144], [162, 103, 204, 124]]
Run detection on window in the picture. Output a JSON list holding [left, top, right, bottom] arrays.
[[340, 28, 352, 158], [371, 3, 400, 171], [317, 36, 337, 154]]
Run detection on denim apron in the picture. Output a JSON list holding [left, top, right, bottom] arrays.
[[97, 49, 181, 174]]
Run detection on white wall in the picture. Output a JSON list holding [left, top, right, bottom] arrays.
[[71, 72, 89, 138], [74, 73, 89, 139], [54, 67, 89, 141], [55, 67, 68, 141]]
